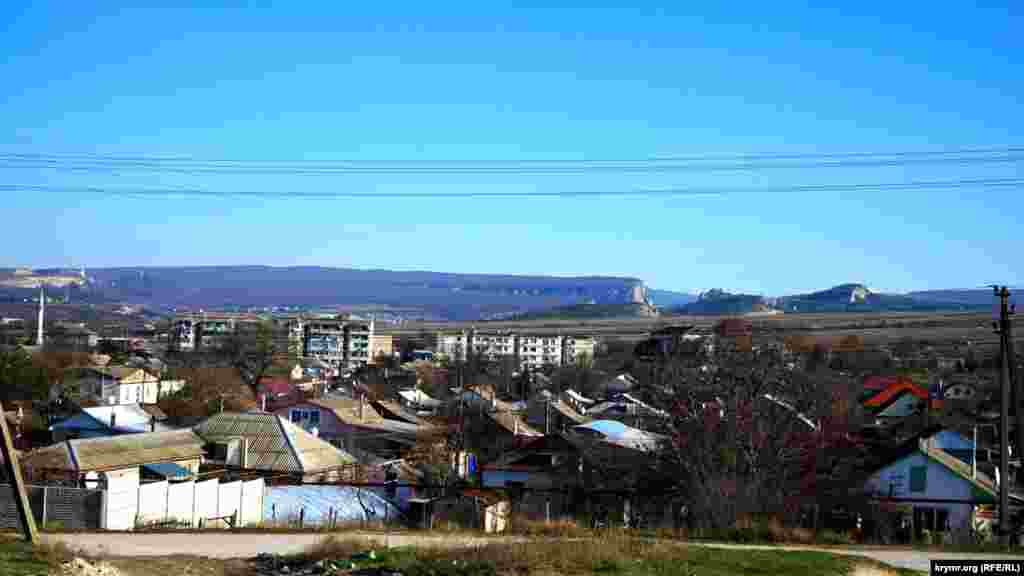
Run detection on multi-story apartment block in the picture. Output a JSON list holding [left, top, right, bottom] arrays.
[[518, 334, 563, 370], [170, 313, 262, 351], [345, 320, 372, 370], [436, 331, 470, 362], [561, 335, 596, 366], [431, 330, 598, 371], [303, 317, 347, 367], [291, 316, 374, 371], [470, 331, 517, 362]]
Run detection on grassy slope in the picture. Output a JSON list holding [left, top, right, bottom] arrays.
[[0, 538, 63, 576], [297, 537, 919, 576]]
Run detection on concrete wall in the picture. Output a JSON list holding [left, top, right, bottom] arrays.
[[240, 478, 265, 527], [217, 481, 242, 525], [166, 481, 195, 526], [193, 479, 219, 528], [137, 480, 168, 525], [103, 468, 140, 530]]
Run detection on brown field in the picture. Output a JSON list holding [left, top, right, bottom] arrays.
[[385, 310, 1013, 348]]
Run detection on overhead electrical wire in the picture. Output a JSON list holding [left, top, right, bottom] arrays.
[[2, 177, 1021, 199], [0, 153, 1021, 175], [1, 145, 1022, 165]]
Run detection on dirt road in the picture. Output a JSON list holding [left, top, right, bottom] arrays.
[[43, 532, 1024, 573]]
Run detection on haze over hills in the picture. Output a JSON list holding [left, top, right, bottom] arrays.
[[0, 266, 648, 321], [1, 266, 1015, 321]]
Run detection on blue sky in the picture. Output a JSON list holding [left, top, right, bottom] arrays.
[[1, 2, 1021, 295]]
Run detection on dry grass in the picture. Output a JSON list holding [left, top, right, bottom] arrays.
[[298, 534, 901, 575], [0, 536, 74, 576]]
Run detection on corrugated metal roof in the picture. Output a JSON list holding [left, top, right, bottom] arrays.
[[143, 462, 193, 480], [23, 429, 205, 472], [310, 398, 387, 426], [194, 412, 355, 474], [52, 404, 173, 434]]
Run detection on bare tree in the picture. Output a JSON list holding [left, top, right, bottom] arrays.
[[651, 346, 864, 531], [220, 320, 279, 398]]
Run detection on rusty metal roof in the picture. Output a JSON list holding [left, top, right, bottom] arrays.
[[22, 429, 205, 473], [193, 412, 355, 474]]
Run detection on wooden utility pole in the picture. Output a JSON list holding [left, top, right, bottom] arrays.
[[0, 401, 39, 544], [995, 286, 1012, 546]]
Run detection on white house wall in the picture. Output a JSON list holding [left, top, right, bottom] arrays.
[[143, 381, 159, 405], [865, 451, 978, 532]]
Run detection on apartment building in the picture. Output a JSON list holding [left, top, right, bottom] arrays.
[[345, 320, 372, 370], [302, 317, 346, 367], [432, 330, 597, 371], [295, 316, 374, 371], [470, 331, 517, 362], [561, 335, 596, 366], [517, 334, 563, 370], [169, 313, 262, 351], [436, 331, 470, 362]]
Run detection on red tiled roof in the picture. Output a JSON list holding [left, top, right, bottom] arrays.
[[863, 381, 942, 411]]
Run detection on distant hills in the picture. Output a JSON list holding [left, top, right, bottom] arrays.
[[509, 302, 659, 321], [2, 265, 1016, 321], [677, 289, 773, 315], [647, 289, 698, 308], [672, 284, 1015, 316], [0, 266, 648, 321]]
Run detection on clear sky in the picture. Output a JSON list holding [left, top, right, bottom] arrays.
[[1, 2, 1021, 296]]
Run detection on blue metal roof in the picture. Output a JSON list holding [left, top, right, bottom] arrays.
[[143, 462, 193, 479], [574, 419, 630, 438]]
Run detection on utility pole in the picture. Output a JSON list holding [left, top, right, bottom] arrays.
[[0, 401, 38, 543], [995, 286, 1013, 547]]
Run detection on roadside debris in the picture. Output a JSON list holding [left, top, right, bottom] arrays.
[[252, 550, 401, 576], [60, 557, 123, 576]]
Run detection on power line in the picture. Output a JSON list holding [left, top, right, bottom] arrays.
[[1, 145, 1021, 165], [1, 177, 1021, 199], [0, 153, 1020, 175]]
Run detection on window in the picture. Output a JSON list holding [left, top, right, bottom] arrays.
[[290, 409, 320, 427], [910, 466, 927, 493]]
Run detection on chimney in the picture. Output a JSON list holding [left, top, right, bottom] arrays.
[[109, 411, 116, 429]]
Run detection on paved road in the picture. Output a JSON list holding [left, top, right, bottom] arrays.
[[43, 532, 1024, 573]]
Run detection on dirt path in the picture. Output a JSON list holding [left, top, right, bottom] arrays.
[[43, 532, 1024, 573]]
